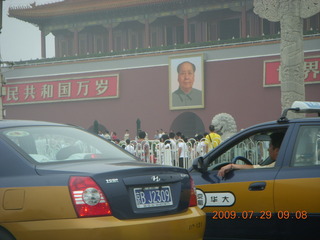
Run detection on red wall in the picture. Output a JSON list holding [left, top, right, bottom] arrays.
[[5, 52, 320, 139]]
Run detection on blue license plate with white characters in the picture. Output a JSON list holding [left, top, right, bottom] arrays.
[[134, 186, 173, 208]]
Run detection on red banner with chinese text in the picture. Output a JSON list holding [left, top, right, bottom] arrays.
[[3, 75, 119, 105], [264, 56, 320, 86]]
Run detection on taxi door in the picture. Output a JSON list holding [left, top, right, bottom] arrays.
[[192, 125, 290, 238], [195, 168, 279, 238], [273, 123, 320, 237]]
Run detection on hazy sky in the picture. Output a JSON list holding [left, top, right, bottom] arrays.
[[1, 0, 62, 62]]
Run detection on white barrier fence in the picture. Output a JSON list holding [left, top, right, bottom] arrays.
[[118, 139, 201, 168], [115, 138, 270, 169]]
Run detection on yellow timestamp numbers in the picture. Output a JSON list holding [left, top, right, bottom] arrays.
[[212, 210, 308, 220]]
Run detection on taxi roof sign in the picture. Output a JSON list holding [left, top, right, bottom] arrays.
[[291, 101, 320, 113], [278, 101, 320, 123]]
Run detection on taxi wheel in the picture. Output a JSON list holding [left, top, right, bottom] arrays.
[[231, 156, 253, 165], [0, 228, 16, 240]]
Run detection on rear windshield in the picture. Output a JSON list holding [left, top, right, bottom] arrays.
[[1, 126, 135, 163]]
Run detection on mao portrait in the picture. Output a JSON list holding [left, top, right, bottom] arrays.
[[169, 54, 204, 110]]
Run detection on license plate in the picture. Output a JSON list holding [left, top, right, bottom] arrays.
[[134, 186, 173, 208]]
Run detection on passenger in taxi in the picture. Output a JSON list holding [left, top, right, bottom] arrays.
[[218, 132, 285, 178]]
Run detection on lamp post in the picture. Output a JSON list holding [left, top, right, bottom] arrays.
[[136, 118, 141, 137], [0, 73, 3, 120], [0, 0, 3, 34], [0, 0, 4, 120]]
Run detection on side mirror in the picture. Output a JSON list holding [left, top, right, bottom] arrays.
[[192, 156, 206, 173]]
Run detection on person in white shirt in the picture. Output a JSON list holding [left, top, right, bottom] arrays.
[[176, 133, 188, 168], [196, 134, 207, 156], [124, 139, 135, 155]]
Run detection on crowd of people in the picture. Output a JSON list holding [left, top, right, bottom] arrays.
[[98, 125, 222, 168]]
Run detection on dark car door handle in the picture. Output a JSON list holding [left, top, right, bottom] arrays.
[[249, 182, 266, 191]]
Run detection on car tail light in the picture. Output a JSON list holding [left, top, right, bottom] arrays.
[[189, 177, 198, 207], [69, 176, 112, 217]]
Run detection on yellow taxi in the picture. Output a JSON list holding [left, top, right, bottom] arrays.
[[190, 101, 320, 239]]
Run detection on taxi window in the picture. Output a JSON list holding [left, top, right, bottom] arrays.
[[1, 126, 135, 163], [209, 129, 287, 169], [291, 126, 320, 167]]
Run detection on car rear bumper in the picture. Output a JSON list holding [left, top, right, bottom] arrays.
[[3, 207, 205, 240]]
